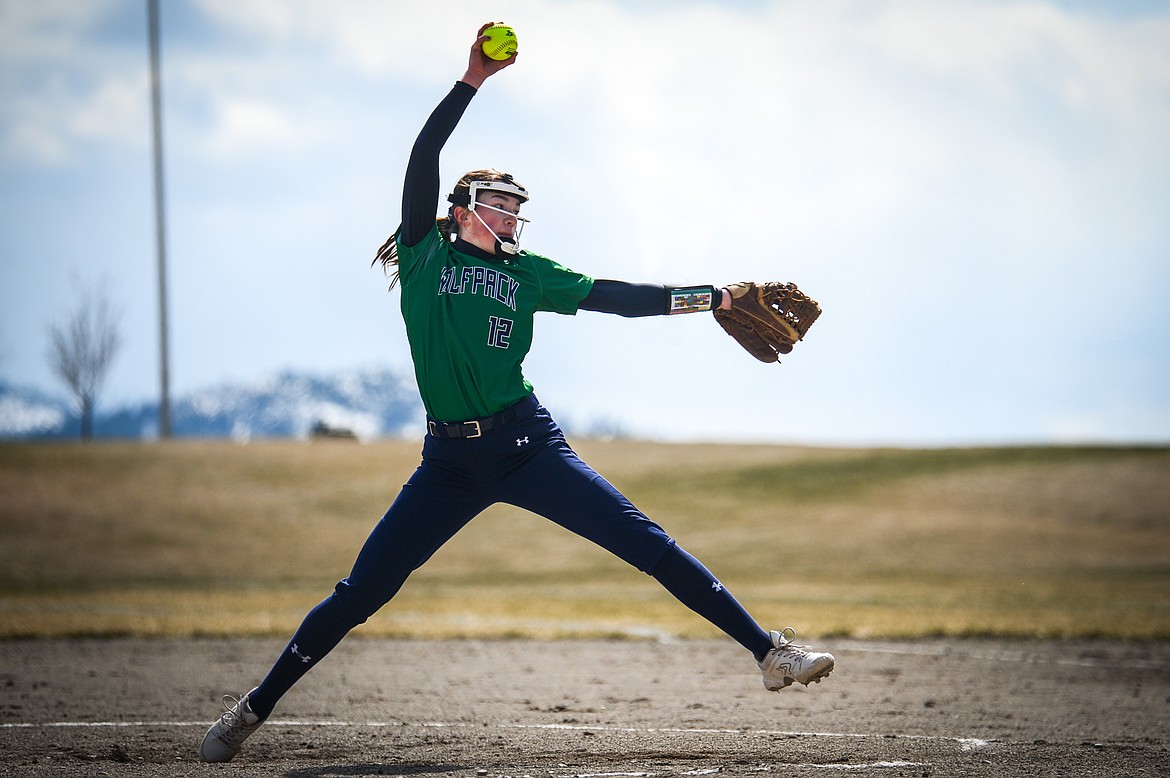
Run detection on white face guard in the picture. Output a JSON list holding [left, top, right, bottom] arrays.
[[466, 179, 531, 255], [469, 201, 530, 255]]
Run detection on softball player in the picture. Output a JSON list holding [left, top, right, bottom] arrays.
[[200, 24, 833, 763]]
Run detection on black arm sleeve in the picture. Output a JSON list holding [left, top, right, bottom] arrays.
[[400, 81, 478, 248], [578, 280, 670, 317]]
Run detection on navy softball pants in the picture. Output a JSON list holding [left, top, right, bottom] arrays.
[[248, 395, 771, 718]]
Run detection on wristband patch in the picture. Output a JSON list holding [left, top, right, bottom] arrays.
[[669, 286, 716, 314]]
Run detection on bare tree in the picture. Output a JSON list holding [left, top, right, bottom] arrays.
[[47, 284, 123, 440]]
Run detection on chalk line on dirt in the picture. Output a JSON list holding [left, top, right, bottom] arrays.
[[0, 717, 992, 751]]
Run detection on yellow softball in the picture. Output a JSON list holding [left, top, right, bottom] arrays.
[[482, 24, 518, 61]]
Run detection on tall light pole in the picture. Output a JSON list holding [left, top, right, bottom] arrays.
[[147, 0, 171, 437]]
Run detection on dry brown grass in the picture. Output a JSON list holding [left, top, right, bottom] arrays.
[[1, 440, 1167, 640]]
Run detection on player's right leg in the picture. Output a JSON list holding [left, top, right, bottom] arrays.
[[199, 456, 487, 762]]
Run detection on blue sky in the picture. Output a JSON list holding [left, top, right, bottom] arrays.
[[2, 0, 1168, 445]]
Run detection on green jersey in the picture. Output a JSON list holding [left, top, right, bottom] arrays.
[[396, 224, 594, 422]]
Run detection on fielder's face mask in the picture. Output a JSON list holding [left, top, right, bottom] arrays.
[[448, 176, 530, 255]]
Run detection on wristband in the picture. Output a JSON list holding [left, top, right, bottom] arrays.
[[667, 285, 718, 314]]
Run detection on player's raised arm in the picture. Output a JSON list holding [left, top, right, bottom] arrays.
[[379, 22, 520, 282]]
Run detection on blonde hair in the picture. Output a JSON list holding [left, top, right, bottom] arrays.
[[373, 169, 526, 291]]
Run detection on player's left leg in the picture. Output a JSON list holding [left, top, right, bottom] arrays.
[[653, 546, 831, 685], [496, 403, 834, 690], [497, 411, 771, 659]]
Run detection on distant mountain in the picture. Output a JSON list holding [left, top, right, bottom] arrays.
[[0, 381, 70, 438], [0, 368, 424, 441]]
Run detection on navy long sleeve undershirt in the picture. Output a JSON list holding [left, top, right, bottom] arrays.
[[579, 280, 670, 317], [400, 82, 476, 248]]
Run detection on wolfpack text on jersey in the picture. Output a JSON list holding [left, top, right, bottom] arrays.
[[438, 264, 520, 310]]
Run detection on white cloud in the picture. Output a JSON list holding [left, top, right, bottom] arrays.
[[190, 0, 480, 79], [202, 97, 303, 158], [2, 109, 69, 163], [0, 0, 149, 163], [0, 0, 121, 64], [71, 74, 151, 143]]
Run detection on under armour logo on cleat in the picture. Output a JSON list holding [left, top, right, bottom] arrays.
[[711, 580, 724, 592], [291, 643, 312, 664], [516, 437, 529, 447]]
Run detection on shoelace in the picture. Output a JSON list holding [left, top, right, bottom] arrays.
[[772, 627, 815, 658], [214, 695, 257, 744]]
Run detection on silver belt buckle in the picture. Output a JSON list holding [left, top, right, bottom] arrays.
[[464, 420, 482, 439]]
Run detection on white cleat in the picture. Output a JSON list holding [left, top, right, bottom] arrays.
[[758, 627, 835, 691], [199, 689, 264, 762]]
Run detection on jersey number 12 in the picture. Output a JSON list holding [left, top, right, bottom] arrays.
[[487, 316, 513, 349]]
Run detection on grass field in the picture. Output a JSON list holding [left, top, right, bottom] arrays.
[[1, 439, 1168, 640]]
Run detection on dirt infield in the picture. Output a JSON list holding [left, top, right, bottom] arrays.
[[1, 637, 1167, 776]]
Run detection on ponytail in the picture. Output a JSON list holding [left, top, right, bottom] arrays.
[[372, 229, 402, 291], [372, 215, 459, 292], [435, 214, 456, 238]]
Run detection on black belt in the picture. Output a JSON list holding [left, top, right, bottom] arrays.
[[427, 401, 526, 439]]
